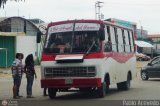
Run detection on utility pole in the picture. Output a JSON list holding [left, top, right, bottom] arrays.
[[139, 20, 143, 40], [141, 26, 143, 40], [95, 1, 104, 20], [5, 10, 6, 17], [18, 8, 19, 16]]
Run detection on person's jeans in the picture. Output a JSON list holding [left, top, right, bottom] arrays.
[[13, 76, 22, 96], [43, 88, 47, 95], [16, 76, 22, 96], [26, 76, 34, 96]]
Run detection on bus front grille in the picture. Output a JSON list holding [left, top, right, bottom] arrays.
[[44, 66, 96, 77]]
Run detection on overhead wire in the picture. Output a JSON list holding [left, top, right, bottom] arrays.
[[104, 1, 160, 7]]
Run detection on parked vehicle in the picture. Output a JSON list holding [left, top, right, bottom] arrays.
[[141, 56, 160, 80]]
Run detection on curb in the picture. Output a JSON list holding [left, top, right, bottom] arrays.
[[0, 69, 11, 74]]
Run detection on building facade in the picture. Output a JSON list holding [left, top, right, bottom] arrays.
[[147, 34, 160, 56], [0, 17, 41, 67]]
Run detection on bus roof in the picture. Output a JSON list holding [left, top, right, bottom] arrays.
[[48, 19, 134, 31], [48, 19, 103, 26]]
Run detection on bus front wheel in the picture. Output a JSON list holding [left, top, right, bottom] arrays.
[[48, 88, 57, 99], [97, 81, 109, 98]]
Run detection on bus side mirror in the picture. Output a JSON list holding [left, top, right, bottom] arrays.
[[98, 28, 105, 41], [37, 31, 42, 43]]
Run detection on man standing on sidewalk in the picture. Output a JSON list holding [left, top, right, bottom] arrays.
[[11, 53, 24, 99]]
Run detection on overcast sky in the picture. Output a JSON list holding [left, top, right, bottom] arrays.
[[0, 0, 160, 34]]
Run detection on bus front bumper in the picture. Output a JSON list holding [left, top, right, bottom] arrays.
[[41, 78, 101, 88]]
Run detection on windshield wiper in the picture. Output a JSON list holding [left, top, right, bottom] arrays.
[[86, 41, 96, 55]]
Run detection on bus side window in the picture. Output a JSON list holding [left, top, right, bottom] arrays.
[[128, 31, 134, 52], [127, 30, 131, 52], [114, 27, 119, 52], [110, 26, 117, 52], [122, 30, 126, 52], [107, 26, 111, 42], [117, 28, 124, 53], [124, 30, 130, 53], [104, 25, 112, 52]]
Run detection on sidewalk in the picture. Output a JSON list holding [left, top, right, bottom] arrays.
[[0, 65, 42, 100], [0, 68, 12, 78], [0, 67, 11, 74], [0, 65, 41, 78]]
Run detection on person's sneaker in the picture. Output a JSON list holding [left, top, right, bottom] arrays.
[[27, 95, 35, 98], [43, 94, 48, 96], [13, 96, 20, 99], [26, 95, 31, 98], [18, 95, 23, 98]]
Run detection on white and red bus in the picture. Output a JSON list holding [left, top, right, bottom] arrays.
[[37, 19, 136, 99]]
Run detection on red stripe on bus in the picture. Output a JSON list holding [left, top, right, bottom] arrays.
[[41, 52, 134, 63]]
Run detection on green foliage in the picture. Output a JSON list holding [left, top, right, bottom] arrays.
[[0, 0, 25, 8], [0, 0, 7, 8]]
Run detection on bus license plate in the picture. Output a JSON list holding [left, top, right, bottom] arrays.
[[65, 79, 73, 84]]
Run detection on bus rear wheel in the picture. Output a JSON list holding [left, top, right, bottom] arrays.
[[117, 74, 131, 90], [48, 88, 57, 99]]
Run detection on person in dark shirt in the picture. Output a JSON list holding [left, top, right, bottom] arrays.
[[24, 54, 37, 98]]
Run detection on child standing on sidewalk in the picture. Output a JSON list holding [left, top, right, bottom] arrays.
[[11, 53, 23, 99]]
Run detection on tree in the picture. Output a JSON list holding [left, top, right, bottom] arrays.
[[0, 0, 24, 8]]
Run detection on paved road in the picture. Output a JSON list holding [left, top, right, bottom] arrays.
[[1, 64, 160, 106]]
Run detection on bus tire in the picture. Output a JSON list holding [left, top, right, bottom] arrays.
[[97, 81, 107, 98], [105, 74, 110, 94], [117, 73, 131, 90], [48, 88, 57, 99]]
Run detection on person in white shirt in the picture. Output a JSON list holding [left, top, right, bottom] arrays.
[[12, 53, 24, 99]]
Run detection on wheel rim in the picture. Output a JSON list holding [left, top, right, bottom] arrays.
[[141, 72, 147, 79], [103, 82, 106, 96], [98, 82, 106, 97]]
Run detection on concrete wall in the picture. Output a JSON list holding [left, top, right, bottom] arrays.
[[16, 36, 37, 64]]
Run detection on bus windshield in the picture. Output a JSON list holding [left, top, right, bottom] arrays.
[[44, 31, 101, 54]]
